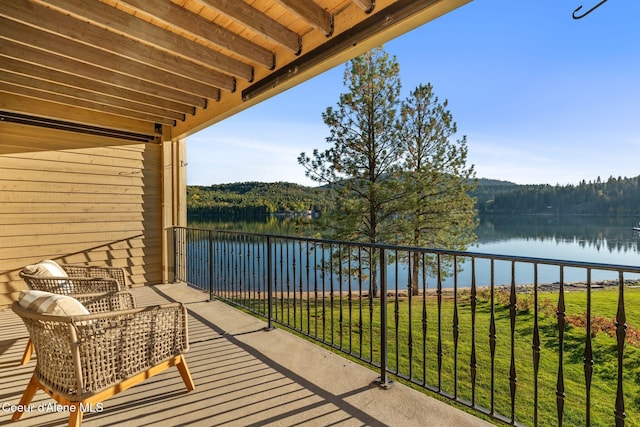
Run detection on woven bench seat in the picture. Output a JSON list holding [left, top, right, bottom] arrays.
[[11, 298, 194, 427]]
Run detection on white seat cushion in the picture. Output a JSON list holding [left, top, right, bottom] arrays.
[[18, 290, 89, 316]]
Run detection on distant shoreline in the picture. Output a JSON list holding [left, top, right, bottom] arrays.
[[214, 280, 640, 301]]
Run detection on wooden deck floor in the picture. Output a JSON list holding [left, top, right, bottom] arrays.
[[0, 284, 493, 427]]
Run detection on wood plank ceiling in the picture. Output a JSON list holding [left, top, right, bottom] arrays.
[[0, 0, 470, 142]]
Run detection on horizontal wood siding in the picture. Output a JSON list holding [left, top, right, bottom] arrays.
[[0, 121, 163, 306]]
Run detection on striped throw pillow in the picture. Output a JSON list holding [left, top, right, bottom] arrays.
[[18, 290, 90, 316]]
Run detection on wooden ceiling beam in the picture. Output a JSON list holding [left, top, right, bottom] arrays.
[[243, 0, 467, 104], [0, 111, 159, 143], [0, 93, 160, 136], [197, 0, 302, 54], [0, 2, 236, 92], [0, 56, 195, 117], [34, 0, 254, 81], [0, 83, 176, 126], [0, 17, 224, 99], [116, 0, 275, 70], [0, 71, 186, 122], [0, 0, 472, 139], [0, 39, 210, 109], [276, 0, 334, 36], [351, 0, 376, 13]]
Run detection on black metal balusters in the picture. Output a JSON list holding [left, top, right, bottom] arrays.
[[394, 250, 400, 374], [453, 256, 460, 400], [329, 243, 335, 347], [615, 271, 627, 427], [556, 267, 566, 426], [358, 247, 364, 358], [338, 245, 343, 349], [470, 257, 478, 407], [378, 247, 390, 388], [532, 264, 541, 427], [489, 259, 497, 416], [422, 253, 428, 387], [172, 227, 640, 427], [408, 253, 414, 381], [509, 261, 518, 423], [368, 246, 374, 362], [437, 253, 443, 392], [266, 236, 273, 330], [584, 269, 593, 427]]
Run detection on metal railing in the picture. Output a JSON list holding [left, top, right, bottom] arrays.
[[172, 226, 640, 426]]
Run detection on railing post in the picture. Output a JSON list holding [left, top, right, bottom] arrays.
[[377, 247, 392, 388], [209, 230, 214, 301], [614, 271, 627, 426], [266, 236, 275, 331], [173, 226, 178, 283]]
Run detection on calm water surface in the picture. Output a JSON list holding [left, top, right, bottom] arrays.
[[188, 214, 640, 286], [473, 215, 639, 265]]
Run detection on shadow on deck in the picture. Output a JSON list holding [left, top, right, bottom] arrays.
[[0, 284, 493, 427]]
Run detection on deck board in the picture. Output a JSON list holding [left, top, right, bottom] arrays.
[[0, 284, 492, 427]]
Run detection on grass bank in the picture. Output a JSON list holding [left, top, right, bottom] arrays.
[[251, 287, 640, 426]]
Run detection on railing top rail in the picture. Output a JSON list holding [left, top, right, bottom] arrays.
[[172, 226, 640, 274]]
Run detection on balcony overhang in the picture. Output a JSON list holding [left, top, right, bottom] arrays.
[[0, 0, 472, 141]]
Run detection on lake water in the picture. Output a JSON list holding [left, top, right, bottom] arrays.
[[473, 215, 639, 265], [187, 214, 640, 287]]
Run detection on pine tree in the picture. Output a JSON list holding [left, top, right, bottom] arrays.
[[298, 47, 403, 296], [299, 47, 478, 296], [394, 83, 477, 295]]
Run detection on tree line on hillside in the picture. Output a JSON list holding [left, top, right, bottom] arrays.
[[477, 175, 640, 215], [188, 174, 640, 217], [187, 182, 331, 216]]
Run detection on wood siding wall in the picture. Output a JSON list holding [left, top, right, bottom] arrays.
[[0, 121, 165, 306]]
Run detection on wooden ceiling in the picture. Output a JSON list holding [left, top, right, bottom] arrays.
[[0, 0, 470, 142]]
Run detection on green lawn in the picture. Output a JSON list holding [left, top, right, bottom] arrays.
[[255, 287, 640, 426]]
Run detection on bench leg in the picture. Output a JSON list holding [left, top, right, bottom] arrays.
[[68, 403, 83, 427], [20, 338, 34, 365], [176, 355, 195, 391], [11, 374, 39, 420]]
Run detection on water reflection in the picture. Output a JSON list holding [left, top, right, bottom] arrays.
[[186, 214, 640, 287], [188, 214, 640, 264], [188, 214, 324, 237], [476, 214, 639, 254]]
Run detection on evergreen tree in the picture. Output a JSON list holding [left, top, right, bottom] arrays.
[[299, 48, 478, 296], [394, 83, 477, 295], [298, 47, 403, 296]]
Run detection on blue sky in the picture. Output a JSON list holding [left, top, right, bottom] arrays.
[[187, 0, 639, 187]]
